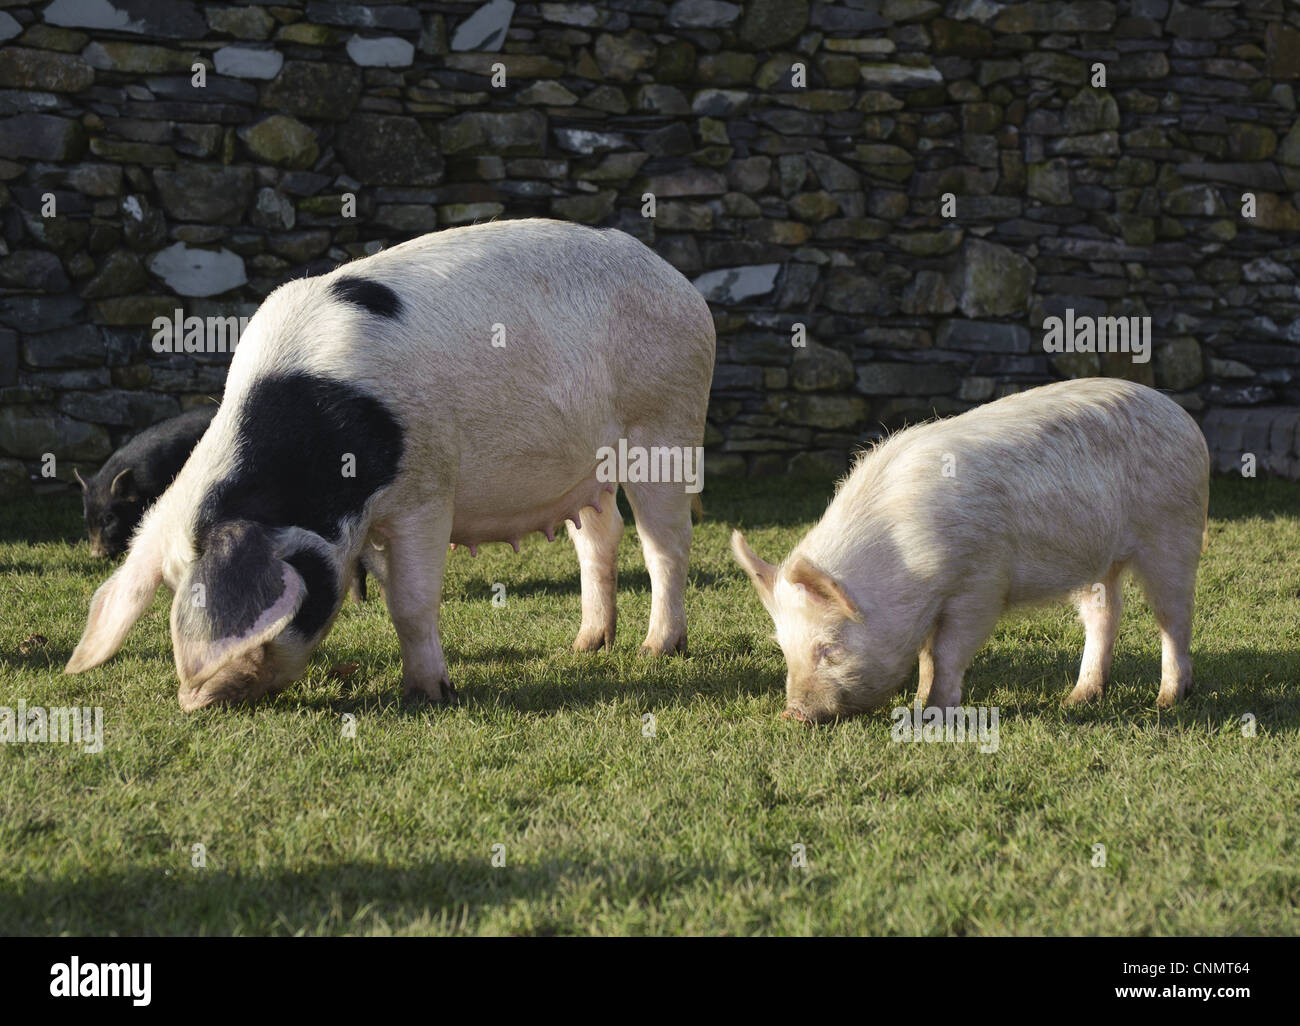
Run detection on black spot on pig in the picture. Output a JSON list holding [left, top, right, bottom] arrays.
[[80, 405, 218, 557], [328, 276, 403, 318], [285, 549, 339, 638], [199, 372, 404, 545]]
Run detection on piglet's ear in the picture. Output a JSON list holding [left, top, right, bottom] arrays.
[[785, 555, 863, 624], [65, 525, 164, 673], [731, 530, 778, 614], [170, 520, 305, 690], [109, 467, 139, 502]]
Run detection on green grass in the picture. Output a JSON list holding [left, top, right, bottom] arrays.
[[1, 474, 1298, 935]]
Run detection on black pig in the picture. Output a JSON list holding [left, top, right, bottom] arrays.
[[75, 406, 218, 558]]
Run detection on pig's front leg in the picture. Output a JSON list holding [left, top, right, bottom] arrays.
[[378, 508, 457, 705], [925, 594, 1001, 709]]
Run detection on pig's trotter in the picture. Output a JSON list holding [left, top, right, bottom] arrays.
[[402, 672, 458, 706], [570, 499, 623, 653]]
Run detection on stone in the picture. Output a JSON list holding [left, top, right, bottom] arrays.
[[645, 168, 727, 197], [858, 63, 943, 87], [346, 35, 415, 67], [791, 343, 854, 392], [0, 47, 95, 92], [765, 393, 865, 429], [936, 320, 1031, 353], [1228, 123, 1277, 161], [551, 190, 616, 223], [251, 187, 295, 230], [693, 265, 781, 303], [0, 114, 86, 160], [635, 84, 690, 115], [339, 115, 446, 184], [213, 45, 282, 79], [668, 0, 740, 28], [20, 325, 105, 368], [1166, 1, 1233, 40], [931, 18, 993, 56], [901, 270, 957, 315], [1163, 184, 1227, 216], [268, 230, 332, 263], [1064, 89, 1119, 133], [1027, 159, 1071, 204], [518, 81, 578, 105], [81, 250, 147, 299], [153, 165, 254, 223], [594, 31, 657, 82], [0, 251, 69, 291], [994, 2, 1116, 33], [737, 0, 809, 49], [553, 127, 628, 154], [261, 60, 362, 120], [0, 12, 19, 44], [81, 41, 194, 72], [1267, 21, 1300, 80], [207, 5, 275, 40], [239, 114, 319, 169], [450, 0, 515, 51], [149, 242, 247, 297], [441, 111, 547, 157], [43, 0, 208, 38], [1155, 337, 1204, 391], [0, 406, 111, 461], [957, 239, 1036, 318], [855, 363, 959, 396]]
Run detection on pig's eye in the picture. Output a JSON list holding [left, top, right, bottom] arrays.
[[816, 643, 845, 665]]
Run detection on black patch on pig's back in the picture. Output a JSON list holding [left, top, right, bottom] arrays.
[[328, 276, 403, 318], [198, 372, 404, 543]]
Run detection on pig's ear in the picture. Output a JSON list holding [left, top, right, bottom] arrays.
[[731, 530, 778, 612], [109, 467, 139, 502], [65, 528, 164, 673], [170, 521, 305, 689], [785, 555, 863, 624], [72, 468, 88, 491]]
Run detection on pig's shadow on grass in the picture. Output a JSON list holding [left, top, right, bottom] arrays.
[[0, 855, 834, 935], [963, 642, 1299, 730]]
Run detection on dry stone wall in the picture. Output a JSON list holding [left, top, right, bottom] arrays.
[[2, 0, 1300, 495]]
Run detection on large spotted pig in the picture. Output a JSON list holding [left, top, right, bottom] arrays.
[[66, 219, 716, 710], [732, 379, 1210, 723]]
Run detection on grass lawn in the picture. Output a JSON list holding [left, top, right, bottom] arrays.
[[1, 473, 1297, 936]]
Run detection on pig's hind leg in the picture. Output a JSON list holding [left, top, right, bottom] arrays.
[[1131, 538, 1198, 708], [571, 496, 624, 651], [1064, 564, 1125, 706], [622, 480, 692, 656], [378, 508, 457, 705]]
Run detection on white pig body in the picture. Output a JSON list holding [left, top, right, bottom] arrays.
[[733, 379, 1210, 721], [68, 219, 716, 710]]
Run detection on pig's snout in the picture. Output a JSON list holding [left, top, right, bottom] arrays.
[[782, 706, 812, 724]]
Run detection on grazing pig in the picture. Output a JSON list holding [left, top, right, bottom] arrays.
[[74, 406, 217, 558], [732, 379, 1209, 722], [65, 219, 715, 711]]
